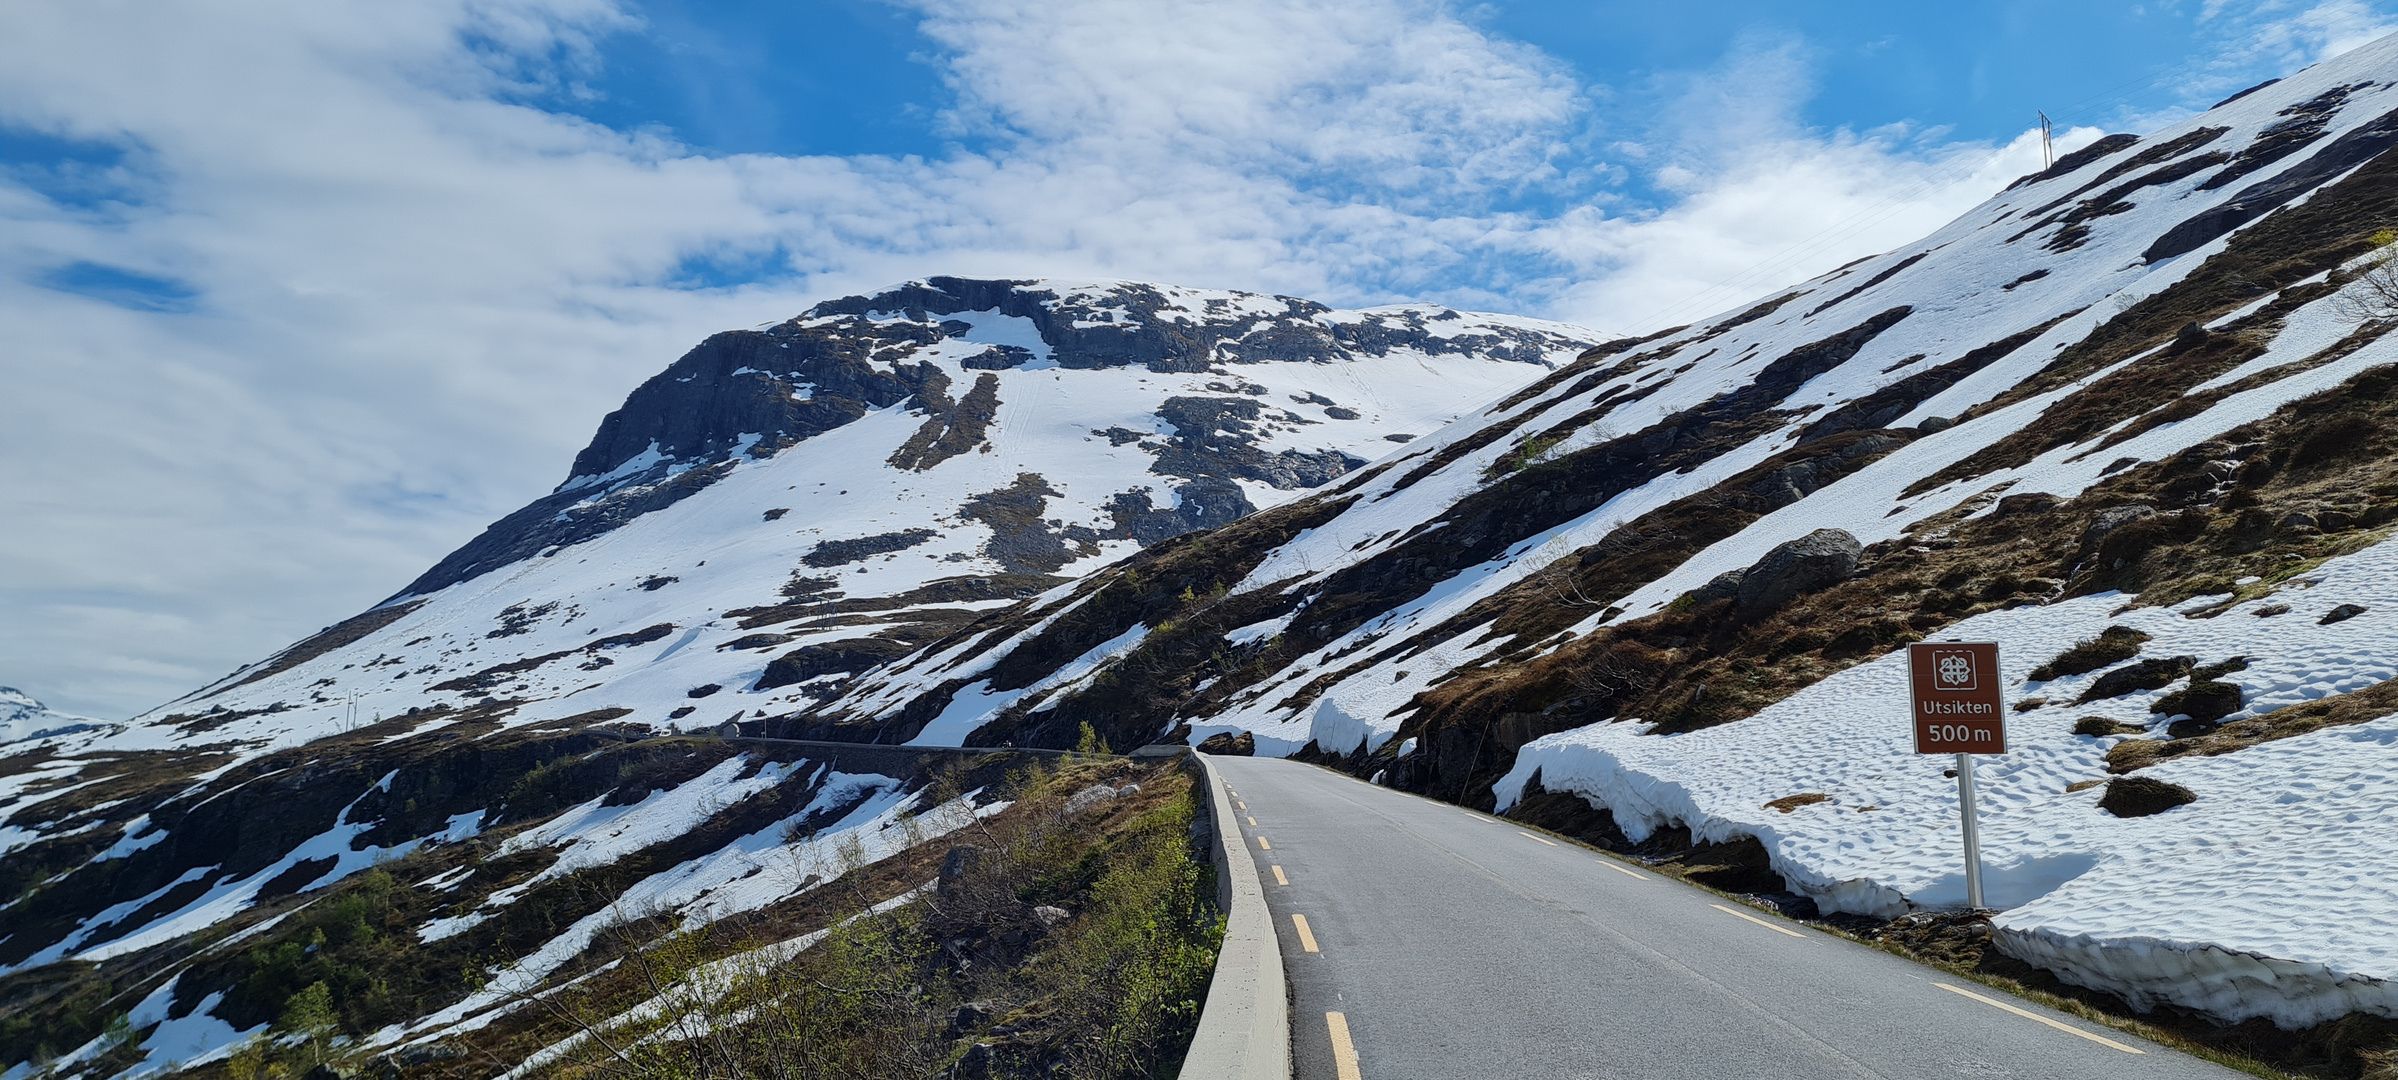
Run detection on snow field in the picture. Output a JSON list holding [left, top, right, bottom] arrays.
[[1494, 534, 2398, 1026]]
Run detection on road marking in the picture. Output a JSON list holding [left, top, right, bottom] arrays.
[[1247, 816, 1258, 826], [1516, 830, 1558, 846], [1236, 801, 1247, 810], [1257, 836, 1271, 850], [1326, 1012, 1363, 1080], [1594, 859, 1650, 880], [1271, 865, 1289, 885], [1293, 913, 1321, 953], [1934, 983, 2146, 1054], [1710, 903, 1806, 938]]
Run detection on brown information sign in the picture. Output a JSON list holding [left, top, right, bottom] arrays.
[[1910, 642, 2007, 754]]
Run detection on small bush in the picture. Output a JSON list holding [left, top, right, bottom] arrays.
[[2030, 626, 2152, 681], [2292, 414, 2382, 467], [2073, 716, 2143, 737], [2099, 775, 2197, 817]]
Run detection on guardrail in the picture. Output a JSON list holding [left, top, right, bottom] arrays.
[[1180, 752, 1293, 1079]]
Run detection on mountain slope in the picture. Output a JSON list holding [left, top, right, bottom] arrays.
[[0, 281, 1596, 1078], [770, 41, 2398, 1030]]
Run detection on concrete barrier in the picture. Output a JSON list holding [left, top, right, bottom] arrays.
[[1180, 752, 1292, 1079]]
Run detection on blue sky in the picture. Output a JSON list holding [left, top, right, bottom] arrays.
[[4, 0, 2393, 717], [555, 1, 2314, 206]]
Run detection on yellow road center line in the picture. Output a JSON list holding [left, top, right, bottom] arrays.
[[1271, 865, 1289, 886], [1247, 816, 1258, 826], [1257, 836, 1271, 850], [1516, 830, 1558, 846], [1236, 801, 1247, 810], [1326, 1011, 1364, 1080], [1934, 983, 2146, 1054], [1595, 859, 1650, 880], [1710, 903, 1806, 938], [1293, 913, 1320, 953]]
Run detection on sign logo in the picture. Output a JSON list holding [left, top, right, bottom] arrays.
[[1932, 648, 1978, 691]]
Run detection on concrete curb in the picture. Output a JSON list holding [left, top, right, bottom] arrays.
[[1181, 753, 1292, 1079]]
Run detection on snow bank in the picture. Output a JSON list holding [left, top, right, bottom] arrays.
[[1496, 536, 2398, 1026]]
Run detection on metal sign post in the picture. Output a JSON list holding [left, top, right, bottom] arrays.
[[1909, 642, 2006, 911]]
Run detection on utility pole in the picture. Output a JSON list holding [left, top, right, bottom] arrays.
[[2038, 111, 2054, 170]]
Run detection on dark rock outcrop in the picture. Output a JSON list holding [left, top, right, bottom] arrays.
[[1735, 529, 1862, 612]]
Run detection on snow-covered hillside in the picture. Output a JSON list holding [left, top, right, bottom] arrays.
[[772, 40, 2398, 1028], [16, 33, 2398, 1079]]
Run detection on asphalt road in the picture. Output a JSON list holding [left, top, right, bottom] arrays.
[[1209, 755, 2246, 1080]]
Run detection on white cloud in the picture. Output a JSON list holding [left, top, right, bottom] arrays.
[[0, 0, 2333, 716]]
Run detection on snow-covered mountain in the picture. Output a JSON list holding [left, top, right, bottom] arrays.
[[0, 279, 1599, 1077], [14, 34, 2398, 1078], [0, 687, 110, 744]]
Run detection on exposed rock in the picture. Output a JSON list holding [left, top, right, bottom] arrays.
[[1734, 529, 1862, 612], [1033, 905, 1071, 927], [753, 637, 917, 690], [1197, 731, 1255, 755], [937, 845, 983, 901], [2146, 102, 2398, 262], [949, 1000, 998, 1035], [2076, 656, 2196, 703], [2152, 680, 2244, 726], [2099, 775, 2198, 817], [2079, 504, 2156, 550], [1062, 784, 1123, 816], [803, 528, 941, 568], [1690, 570, 1746, 607], [2321, 603, 2369, 625]]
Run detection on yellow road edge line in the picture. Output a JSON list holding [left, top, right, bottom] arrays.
[[1247, 816, 1258, 826], [1293, 913, 1321, 953], [1271, 865, 1289, 886], [1256, 836, 1270, 849], [1236, 801, 1247, 810], [1516, 830, 1559, 847], [1709, 903, 1806, 939], [1595, 859, 1649, 880], [1934, 983, 2146, 1054], [1326, 1011, 1363, 1080]]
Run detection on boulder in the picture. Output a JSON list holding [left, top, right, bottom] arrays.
[[1691, 570, 1746, 606], [1197, 730, 1255, 755], [1063, 783, 1122, 816], [2321, 603, 2369, 625], [937, 845, 983, 901], [949, 1000, 1000, 1036], [1734, 529, 1862, 612]]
